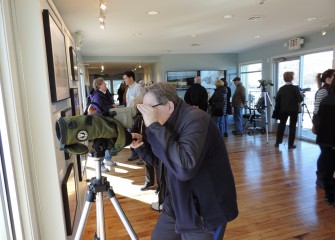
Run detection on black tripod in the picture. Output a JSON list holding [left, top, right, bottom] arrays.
[[75, 149, 138, 240], [258, 83, 274, 144], [300, 92, 312, 128]]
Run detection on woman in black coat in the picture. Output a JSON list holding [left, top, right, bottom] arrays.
[[274, 71, 303, 149], [209, 80, 227, 136]]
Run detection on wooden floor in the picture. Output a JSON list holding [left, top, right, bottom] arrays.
[[81, 133, 335, 240]]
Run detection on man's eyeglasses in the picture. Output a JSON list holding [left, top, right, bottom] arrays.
[[152, 103, 162, 108]]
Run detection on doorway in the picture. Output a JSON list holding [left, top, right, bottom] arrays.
[[274, 50, 333, 141]]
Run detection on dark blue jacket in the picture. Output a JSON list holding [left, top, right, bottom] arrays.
[[136, 99, 238, 233], [90, 89, 114, 114]]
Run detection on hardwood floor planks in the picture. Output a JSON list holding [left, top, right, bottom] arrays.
[[80, 133, 335, 239]]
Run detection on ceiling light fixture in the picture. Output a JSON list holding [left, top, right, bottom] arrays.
[[100, 0, 107, 11], [147, 10, 159, 15], [98, 0, 108, 29], [321, 30, 327, 36]]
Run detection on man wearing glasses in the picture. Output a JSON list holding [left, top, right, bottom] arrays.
[[130, 82, 238, 240]]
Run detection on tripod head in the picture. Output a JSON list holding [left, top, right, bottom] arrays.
[[258, 80, 273, 92]]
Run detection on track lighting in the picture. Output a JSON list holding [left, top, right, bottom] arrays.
[[98, 0, 108, 29], [100, 0, 107, 11]]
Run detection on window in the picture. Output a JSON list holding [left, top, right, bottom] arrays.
[[240, 63, 262, 107]]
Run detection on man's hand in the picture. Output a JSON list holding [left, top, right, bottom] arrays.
[[130, 133, 144, 149], [136, 104, 158, 127]]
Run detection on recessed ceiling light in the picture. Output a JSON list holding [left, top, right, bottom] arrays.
[[190, 34, 197, 38], [148, 10, 159, 15], [248, 16, 263, 22], [254, 35, 261, 39], [133, 33, 143, 37], [306, 17, 317, 22], [224, 15, 233, 19]]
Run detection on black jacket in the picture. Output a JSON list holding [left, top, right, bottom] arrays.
[[209, 86, 227, 116], [316, 93, 335, 147], [184, 84, 208, 111], [136, 99, 238, 233], [275, 84, 303, 113]]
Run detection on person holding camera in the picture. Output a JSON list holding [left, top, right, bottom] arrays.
[[90, 77, 117, 171], [274, 71, 303, 149], [130, 82, 238, 240]]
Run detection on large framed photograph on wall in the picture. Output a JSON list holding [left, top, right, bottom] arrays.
[[69, 46, 78, 81], [61, 163, 78, 236], [42, 9, 70, 102]]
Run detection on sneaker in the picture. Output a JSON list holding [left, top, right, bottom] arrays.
[[288, 145, 296, 150], [104, 160, 117, 167], [101, 165, 109, 172], [141, 182, 154, 191], [151, 202, 163, 211], [136, 159, 145, 165], [234, 132, 243, 136], [224, 133, 228, 137], [128, 155, 139, 161]]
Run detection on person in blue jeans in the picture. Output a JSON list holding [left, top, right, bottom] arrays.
[[222, 78, 232, 137], [231, 77, 246, 135], [209, 80, 227, 136]]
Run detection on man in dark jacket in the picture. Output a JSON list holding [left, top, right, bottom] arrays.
[[184, 76, 208, 111], [131, 82, 238, 240]]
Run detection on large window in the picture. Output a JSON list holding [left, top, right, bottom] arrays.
[[240, 63, 262, 107]]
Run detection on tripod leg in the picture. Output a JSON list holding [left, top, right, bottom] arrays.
[[75, 192, 94, 240], [96, 192, 106, 240], [107, 188, 139, 240], [263, 92, 269, 144]]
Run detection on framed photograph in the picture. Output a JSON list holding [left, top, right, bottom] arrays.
[[70, 88, 80, 116], [42, 9, 70, 102], [61, 163, 78, 236], [166, 71, 199, 90], [69, 46, 79, 81], [61, 107, 72, 160]]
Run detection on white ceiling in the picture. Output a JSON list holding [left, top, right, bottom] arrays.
[[52, 0, 335, 74]]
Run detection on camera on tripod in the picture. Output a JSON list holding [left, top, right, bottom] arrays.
[[258, 80, 273, 89], [299, 87, 311, 96], [55, 107, 135, 157]]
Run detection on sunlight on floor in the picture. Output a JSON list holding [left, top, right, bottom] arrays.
[[84, 160, 158, 205]]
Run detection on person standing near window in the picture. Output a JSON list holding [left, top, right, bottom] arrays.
[[232, 77, 246, 135], [274, 71, 303, 149]]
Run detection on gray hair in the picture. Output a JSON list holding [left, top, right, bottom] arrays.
[[93, 77, 105, 90], [144, 82, 179, 105]]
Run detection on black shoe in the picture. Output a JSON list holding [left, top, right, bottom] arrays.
[[140, 182, 154, 191], [128, 155, 139, 161], [274, 143, 279, 148], [155, 188, 160, 194], [224, 133, 228, 137], [288, 145, 296, 150], [234, 132, 243, 136]]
